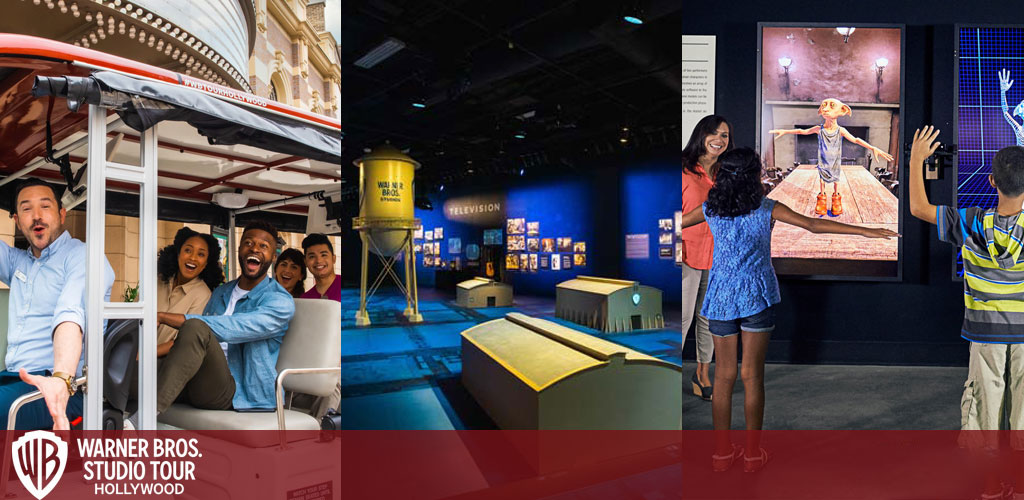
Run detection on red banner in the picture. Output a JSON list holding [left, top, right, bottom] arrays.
[[340, 430, 1024, 499]]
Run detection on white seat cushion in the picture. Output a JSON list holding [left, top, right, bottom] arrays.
[[159, 404, 320, 446]]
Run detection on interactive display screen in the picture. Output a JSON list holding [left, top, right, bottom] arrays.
[[483, 229, 503, 245], [757, 24, 903, 278], [954, 26, 1024, 276]]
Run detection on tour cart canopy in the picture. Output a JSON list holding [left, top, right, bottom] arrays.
[[0, 33, 340, 224]]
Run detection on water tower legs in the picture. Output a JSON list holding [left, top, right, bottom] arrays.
[[402, 234, 423, 322], [356, 232, 372, 326], [355, 228, 422, 326]]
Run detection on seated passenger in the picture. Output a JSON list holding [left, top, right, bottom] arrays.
[[155, 221, 294, 412], [156, 228, 223, 357], [298, 233, 340, 419], [300, 233, 340, 302], [274, 248, 307, 298], [0, 178, 113, 429]]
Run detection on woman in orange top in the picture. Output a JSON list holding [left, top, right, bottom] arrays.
[[682, 115, 732, 401]]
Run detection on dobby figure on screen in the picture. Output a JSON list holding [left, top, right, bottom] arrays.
[[770, 98, 895, 216], [999, 69, 1024, 146]]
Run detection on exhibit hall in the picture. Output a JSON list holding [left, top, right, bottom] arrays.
[[342, 0, 683, 438], [683, 1, 1024, 498]]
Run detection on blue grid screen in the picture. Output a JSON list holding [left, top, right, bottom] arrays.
[[956, 27, 1024, 275]]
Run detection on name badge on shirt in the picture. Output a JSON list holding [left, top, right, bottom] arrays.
[[13, 270, 26, 283]]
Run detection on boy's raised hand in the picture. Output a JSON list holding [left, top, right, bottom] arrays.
[[910, 126, 941, 167]]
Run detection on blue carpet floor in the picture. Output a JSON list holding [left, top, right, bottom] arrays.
[[341, 287, 682, 430]]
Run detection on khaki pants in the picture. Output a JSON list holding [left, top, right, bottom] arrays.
[[681, 262, 712, 363], [959, 342, 1024, 451], [157, 318, 236, 413]]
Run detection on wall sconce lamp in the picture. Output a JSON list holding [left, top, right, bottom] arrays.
[[874, 57, 888, 102], [779, 56, 792, 97], [836, 27, 856, 43]]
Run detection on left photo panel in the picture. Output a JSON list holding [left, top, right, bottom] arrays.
[[0, 1, 342, 494]]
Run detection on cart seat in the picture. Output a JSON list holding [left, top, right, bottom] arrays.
[[158, 298, 340, 445]]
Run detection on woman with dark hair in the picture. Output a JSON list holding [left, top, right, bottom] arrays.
[[679, 148, 898, 472], [155, 227, 224, 357], [681, 114, 733, 401], [274, 248, 307, 298]]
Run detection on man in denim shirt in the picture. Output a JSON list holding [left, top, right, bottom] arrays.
[[0, 178, 114, 430], [156, 221, 294, 411]]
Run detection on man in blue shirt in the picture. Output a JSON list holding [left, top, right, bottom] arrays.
[[156, 221, 294, 411], [0, 178, 114, 430]]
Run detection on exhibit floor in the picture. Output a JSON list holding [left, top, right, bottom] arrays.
[[340, 287, 683, 430], [682, 361, 966, 430]]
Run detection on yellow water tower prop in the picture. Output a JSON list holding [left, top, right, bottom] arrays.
[[352, 144, 423, 326]]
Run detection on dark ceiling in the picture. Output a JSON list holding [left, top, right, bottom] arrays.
[[342, 0, 681, 192]]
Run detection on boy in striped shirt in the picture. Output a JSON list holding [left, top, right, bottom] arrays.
[[910, 126, 1024, 496]]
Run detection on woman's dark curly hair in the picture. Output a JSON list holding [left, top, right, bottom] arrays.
[[157, 227, 225, 291], [705, 148, 765, 218], [682, 114, 733, 178], [274, 248, 307, 298]]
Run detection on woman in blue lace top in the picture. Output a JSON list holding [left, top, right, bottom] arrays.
[[678, 148, 899, 472]]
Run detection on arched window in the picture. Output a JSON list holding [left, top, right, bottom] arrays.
[[269, 80, 280, 102]]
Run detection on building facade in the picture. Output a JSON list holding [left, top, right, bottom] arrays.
[[0, 0, 341, 298], [249, 0, 340, 118]]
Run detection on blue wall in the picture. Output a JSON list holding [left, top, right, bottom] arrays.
[[502, 177, 603, 296], [404, 154, 682, 301], [619, 161, 683, 303]]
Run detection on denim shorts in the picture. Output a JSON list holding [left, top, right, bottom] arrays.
[[707, 306, 776, 337]]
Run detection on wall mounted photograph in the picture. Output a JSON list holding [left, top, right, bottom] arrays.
[[508, 234, 526, 251], [507, 217, 525, 235], [527, 221, 540, 236]]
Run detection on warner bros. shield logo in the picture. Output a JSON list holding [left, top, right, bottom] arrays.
[[12, 431, 67, 500]]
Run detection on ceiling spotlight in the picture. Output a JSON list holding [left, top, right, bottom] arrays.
[[519, 168, 525, 176], [412, 98, 426, 109], [414, 195, 433, 210], [439, 184, 445, 192], [514, 132, 526, 139], [622, 1, 644, 25]]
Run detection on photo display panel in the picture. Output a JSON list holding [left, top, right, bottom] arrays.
[[757, 24, 904, 279], [955, 26, 1024, 276]]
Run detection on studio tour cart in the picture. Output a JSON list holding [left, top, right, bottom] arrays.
[[0, 34, 340, 498]]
